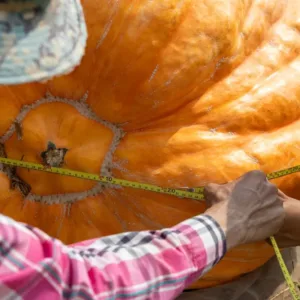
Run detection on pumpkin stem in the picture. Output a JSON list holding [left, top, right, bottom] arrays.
[[40, 141, 68, 168]]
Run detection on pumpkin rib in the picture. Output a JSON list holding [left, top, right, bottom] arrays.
[[106, 188, 202, 230], [88, 0, 196, 128], [139, 20, 300, 132], [131, 1, 193, 94], [198, 58, 300, 134], [102, 190, 131, 232], [123, 55, 244, 133], [126, 36, 248, 130], [0, 87, 21, 137], [103, 188, 164, 230], [242, 0, 287, 56], [115, 2, 193, 127], [86, 0, 250, 130], [124, 48, 249, 132], [205, 25, 300, 109]]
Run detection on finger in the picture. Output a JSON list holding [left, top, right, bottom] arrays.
[[278, 189, 286, 197], [278, 189, 288, 203], [278, 189, 297, 203], [234, 169, 265, 183], [204, 183, 221, 207], [256, 177, 277, 200], [259, 182, 279, 208], [241, 170, 267, 190], [232, 170, 269, 204]]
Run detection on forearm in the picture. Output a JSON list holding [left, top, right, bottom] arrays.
[[0, 214, 226, 299]]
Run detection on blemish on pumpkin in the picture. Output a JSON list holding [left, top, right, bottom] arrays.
[[112, 159, 129, 174], [206, 106, 213, 112], [244, 152, 260, 165], [152, 100, 160, 108], [287, 157, 296, 167], [13, 121, 23, 140], [65, 203, 72, 217], [56, 204, 68, 238], [40, 141, 68, 168], [96, 0, 121, 49], [148, 65, 159, 83], [0, 143, 31, 197], [79, 91, 88, 103], [10, 166, 31, 198]]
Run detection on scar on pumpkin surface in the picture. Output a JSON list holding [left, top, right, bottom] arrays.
[[0, 143, 31, 197]]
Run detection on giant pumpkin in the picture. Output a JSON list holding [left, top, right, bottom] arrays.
[[0, 0, 299, 290]]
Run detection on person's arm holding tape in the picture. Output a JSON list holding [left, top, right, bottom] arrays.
[[0, 170, 286, 300]]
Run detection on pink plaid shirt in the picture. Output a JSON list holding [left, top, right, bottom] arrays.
[[0, 214, 226, 299]]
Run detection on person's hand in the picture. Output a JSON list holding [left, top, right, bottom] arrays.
[[203, 170, 285, 250], [268, 190, 300, 248]]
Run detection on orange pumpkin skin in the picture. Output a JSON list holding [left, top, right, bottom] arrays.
[[0, 0, 300, 289]]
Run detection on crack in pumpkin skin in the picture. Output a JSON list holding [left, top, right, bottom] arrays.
[[0, 0, 300, 290]]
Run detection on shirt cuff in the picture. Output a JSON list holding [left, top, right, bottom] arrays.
[[174, 214, 227, 274]]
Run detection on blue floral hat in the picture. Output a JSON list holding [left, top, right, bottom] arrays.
[[0, 0, 87, 85]]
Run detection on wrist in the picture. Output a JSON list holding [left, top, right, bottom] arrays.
[[173, 214, 227, 270], [205, 205, 240, 250]]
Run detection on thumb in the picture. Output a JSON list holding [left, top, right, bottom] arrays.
[[204, 183, 223, 208]]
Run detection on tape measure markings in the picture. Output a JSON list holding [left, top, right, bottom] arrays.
[[0, 157, 204, 201], [269, 236, 300, 300], [1, 158, 300, 201], [267, 165, 300, 180]]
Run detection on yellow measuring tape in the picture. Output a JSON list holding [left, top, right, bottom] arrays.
[[0, 156, 300, 299], [0, 157, 204, 200], [269, 237, 300, 300]]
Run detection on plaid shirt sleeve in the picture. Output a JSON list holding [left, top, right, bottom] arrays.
[[0, 213, 226, 300]]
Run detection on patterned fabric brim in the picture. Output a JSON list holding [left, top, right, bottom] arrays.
[[0, 0, 87, 85]]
